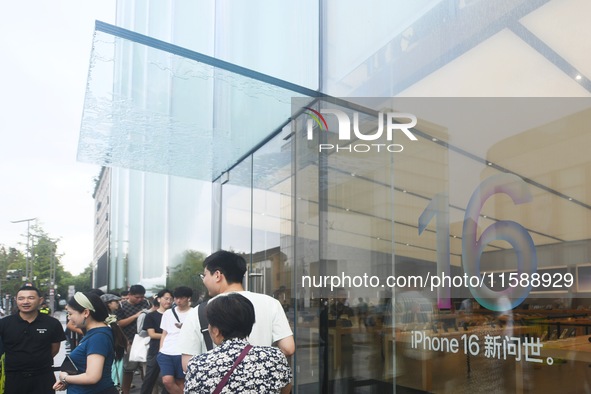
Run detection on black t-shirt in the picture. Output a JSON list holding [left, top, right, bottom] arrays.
[[142, 310, 164, 356], [0, 312, 66, 372]]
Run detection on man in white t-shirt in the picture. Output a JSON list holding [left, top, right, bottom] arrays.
[[179, 250, 295, 371], [157, 286, 192, 394]]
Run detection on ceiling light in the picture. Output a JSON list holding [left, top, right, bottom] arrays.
[[487, 162, 493, 166], [432, 138, 438, 142], [568, 197, 573, 201], [575, 75, 582, 80]]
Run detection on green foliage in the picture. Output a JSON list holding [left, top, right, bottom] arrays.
[[0, 246, 26, 296], [167, 250, 207, 302], [60, 264, 93, 296], [0, 224, 91, 304]]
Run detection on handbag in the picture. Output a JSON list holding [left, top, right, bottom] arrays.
[[128, 334, 150, 362]]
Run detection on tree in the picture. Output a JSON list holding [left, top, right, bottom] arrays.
[[0, 246, 26, 297], [60, 263, 93, 296], [167, 250, 207, 302]]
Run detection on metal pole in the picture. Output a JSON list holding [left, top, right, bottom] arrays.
[[10, 217, 37, 281]]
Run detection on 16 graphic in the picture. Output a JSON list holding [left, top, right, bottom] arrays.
[[419, 173, 538, 312]]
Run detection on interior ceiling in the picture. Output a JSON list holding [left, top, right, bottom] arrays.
[[251, 0, 591, 264], [259, 100, 591, 266], [397, 0, 591, 97]]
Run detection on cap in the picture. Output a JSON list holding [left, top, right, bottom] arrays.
[[100, 293, 121, 303]]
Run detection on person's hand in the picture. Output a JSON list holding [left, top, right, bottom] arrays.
[[53, 379, 67, 391]]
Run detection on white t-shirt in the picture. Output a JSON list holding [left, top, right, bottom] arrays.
[[160, 307, 191, 355], [177, 291, 293, 356]]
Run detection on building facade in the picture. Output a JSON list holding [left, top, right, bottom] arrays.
[[79, 1, 591, 392], [92, 166, 111, 289]]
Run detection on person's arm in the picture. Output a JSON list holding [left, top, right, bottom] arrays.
[[117, 311, 142, 328], [51, 342, 61, 358], [182, 354, 192, 372], [276, 336, 295, 357], [280, 383, 293, 394], [54, 354, 106, 390], [147, 328, 162, 340], [160, 330, 168, 350]]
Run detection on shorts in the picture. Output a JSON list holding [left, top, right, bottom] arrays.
[[156, 352, 185, 379], [123, 348, 140, 372]]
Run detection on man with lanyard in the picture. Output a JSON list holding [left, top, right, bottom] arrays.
[[157, 286, 193, 394], [116, 284, 150, 394], [0, 285, 66, 394]]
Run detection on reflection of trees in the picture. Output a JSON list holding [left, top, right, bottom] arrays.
[[166, 250, 207, 302]]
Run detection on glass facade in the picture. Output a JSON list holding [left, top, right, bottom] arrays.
[[80, 1, 591, 392]]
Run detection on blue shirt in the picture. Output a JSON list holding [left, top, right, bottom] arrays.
[[68, 326, 115, 394]]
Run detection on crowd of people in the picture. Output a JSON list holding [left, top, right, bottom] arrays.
[[0, 250, 294, 394]]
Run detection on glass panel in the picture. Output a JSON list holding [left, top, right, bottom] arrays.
[[78, 25, 312, 182], [215, 0, 319, 89], [107, 167, 211, 294], [293, 96, 591, 392], [220, 155, 252, 254], [250, 124, 294, 299], [293, 97, 399, 392]]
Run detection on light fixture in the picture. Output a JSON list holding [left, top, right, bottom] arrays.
[[575, 75, 582, 80]]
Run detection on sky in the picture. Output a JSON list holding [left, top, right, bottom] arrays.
[[0, 1, 117, 275]]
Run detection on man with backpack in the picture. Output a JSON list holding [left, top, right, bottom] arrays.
[[178, 250, 295, 371]]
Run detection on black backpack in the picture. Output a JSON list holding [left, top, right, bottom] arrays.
[[197, 302, 213, 351]]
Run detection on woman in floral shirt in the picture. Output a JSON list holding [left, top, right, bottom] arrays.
[[184, 293, 292, 393]]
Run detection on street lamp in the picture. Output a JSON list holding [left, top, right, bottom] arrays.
[[10, 217, 37, 281]]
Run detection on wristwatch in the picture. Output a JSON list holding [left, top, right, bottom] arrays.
[[60, 373, 69, 384]]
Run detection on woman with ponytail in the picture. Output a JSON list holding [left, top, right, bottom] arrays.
[[53, 292, 128, 394]]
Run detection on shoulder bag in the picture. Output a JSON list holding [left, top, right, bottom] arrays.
[[212, 345, 252, 394]]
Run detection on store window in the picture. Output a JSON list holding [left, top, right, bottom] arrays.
[[292, 96, 591, 393]]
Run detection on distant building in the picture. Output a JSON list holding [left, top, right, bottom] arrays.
[[92, 166, 111, 290]]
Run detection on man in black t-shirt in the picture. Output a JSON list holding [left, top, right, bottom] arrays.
[[139, 289, 173, 394], [0, 285, 66, 394]]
